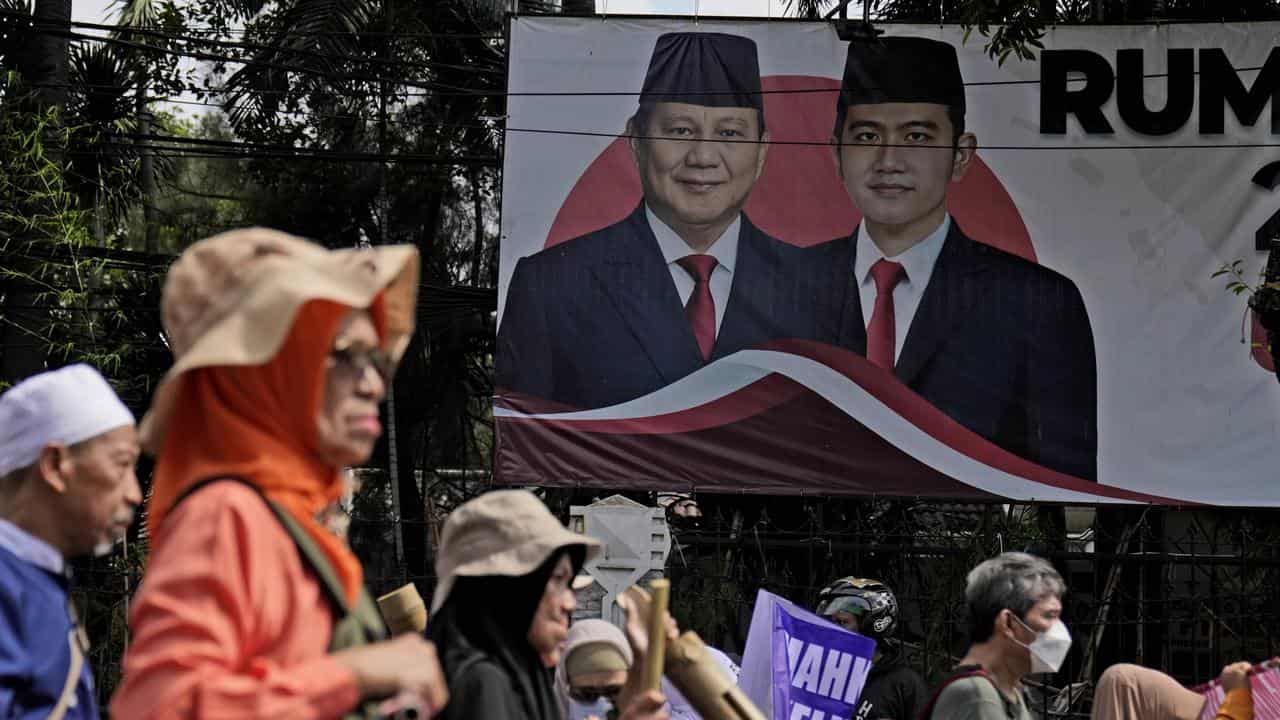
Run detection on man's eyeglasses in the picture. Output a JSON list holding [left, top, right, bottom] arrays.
[[568, 684, 623, 704], [328, 338, 394, 383]]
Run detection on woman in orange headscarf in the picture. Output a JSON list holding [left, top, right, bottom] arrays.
[[111, 229, 448, 720]]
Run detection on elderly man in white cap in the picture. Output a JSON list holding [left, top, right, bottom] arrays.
[[0, 363, 141, 720]]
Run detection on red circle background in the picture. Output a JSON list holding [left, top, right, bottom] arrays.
[[545, 75, 1035, 263]]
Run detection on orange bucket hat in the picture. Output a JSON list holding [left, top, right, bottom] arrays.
[[140, 227, 418, 452]]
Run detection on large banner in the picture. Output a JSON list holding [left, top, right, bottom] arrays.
[[494, 17, 1280, 505]]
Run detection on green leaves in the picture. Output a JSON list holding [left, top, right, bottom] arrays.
[[1214, 259, 1256, 295], [955, 0, 1047, 64], [1214, 257, 1280, 323]]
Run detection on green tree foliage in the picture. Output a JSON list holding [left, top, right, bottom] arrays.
[[171, 0, 503, 589], [0, 84, 165, 401], [121, 111, 256, 250], [788, 0, 1280, 63]]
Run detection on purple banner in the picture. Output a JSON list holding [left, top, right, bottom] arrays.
[[770, 601, 877, 720], [1198, 663, 1280, 719]]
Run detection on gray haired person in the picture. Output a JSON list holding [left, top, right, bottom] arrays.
[[921, 552, 1073, 720]]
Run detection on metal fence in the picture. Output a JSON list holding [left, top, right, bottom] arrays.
[[71, 483, 1280, 718], [658, 498, 1280, 718]]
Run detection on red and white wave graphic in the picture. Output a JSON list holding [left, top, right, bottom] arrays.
[[494, 341, 1190, 504]]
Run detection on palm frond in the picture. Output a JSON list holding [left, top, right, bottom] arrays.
[[69, 43, 136, 127], [222, 0, 381, 132], [785, 0, 838, 18], [111, 0, 161, 28], [64, 43, 147, 229]]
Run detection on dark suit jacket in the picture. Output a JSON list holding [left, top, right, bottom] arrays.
[[497, 205, 827, 410], [809, 221, 1099, 480]]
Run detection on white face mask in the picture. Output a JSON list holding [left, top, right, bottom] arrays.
[[1013, 615, 1072, 674]]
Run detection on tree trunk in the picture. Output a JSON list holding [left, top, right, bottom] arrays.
[[139, 108, 159, 253], [468, 168, 484, 285], [2, 0, 72, 383], [24, 0, 71, 110]]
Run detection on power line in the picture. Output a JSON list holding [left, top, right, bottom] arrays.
[[46, 16, 503, 76], [18, 93, 1280, 160], [15, 13, 1272, 98], [79, 18, 503, 40], [34, 84, 1280, 154], [18, 24, 499, 99], [29, 80, 473, 101], [13, 14, 1280, 159], [81, 140, 499, 166], [129, 128, 1280, 152], [97, 94, 495, 133]]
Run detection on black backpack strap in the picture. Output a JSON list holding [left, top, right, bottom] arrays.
[[918, 665, 995, 720], [264, 498, 387, 643]]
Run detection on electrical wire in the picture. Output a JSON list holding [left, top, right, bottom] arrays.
[[46, 16, 504, 76], [124, 128, 1280, 152], [12, 13, 1272, 97]]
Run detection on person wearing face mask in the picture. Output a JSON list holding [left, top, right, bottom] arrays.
[[428, 490, 670, 720], [814, 577, 927, 720], [0, 364, 141, 720], [111, 229, 449, 719], [922, 552, 1071, 720], [555, 619, 632, 720]]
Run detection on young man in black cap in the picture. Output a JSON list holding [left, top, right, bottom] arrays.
[[498, 32, 824, 411], [812, 36, 1098, 480]]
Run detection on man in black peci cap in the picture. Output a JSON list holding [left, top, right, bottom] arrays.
[[811, 36, 1098, 480], [498, 32, 826, 411]]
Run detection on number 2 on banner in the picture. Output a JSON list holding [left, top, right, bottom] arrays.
[[1253, 161, 1280, 251]]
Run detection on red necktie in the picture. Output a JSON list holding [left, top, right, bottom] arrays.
[[677, 255, 719, 361], [866, 259, 905, 369]]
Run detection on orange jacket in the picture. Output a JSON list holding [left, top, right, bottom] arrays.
[[110, 482, 360, 719]]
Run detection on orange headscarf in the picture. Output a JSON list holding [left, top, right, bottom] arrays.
[[146, 298, 386, 605]]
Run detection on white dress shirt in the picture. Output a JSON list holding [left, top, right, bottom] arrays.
[[855, 215, 951, 364], [0, 518, 65, 575], [646, 206, 740, 337]]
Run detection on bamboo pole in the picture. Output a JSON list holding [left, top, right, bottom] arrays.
[[643, 579, 670, 692]]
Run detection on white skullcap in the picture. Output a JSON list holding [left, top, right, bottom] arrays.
[[0, 364, 135, 478]]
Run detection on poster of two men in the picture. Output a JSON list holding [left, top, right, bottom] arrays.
[[496, 26, 1098, 491], [494, 16, 1280, 505]]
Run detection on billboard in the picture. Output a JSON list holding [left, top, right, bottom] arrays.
[[494, 17, 1280, 505]]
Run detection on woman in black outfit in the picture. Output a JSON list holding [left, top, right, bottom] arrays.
[[427, 490, 668, 720]]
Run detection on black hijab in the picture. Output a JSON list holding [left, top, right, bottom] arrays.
[[427, 547, 585, 720]]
